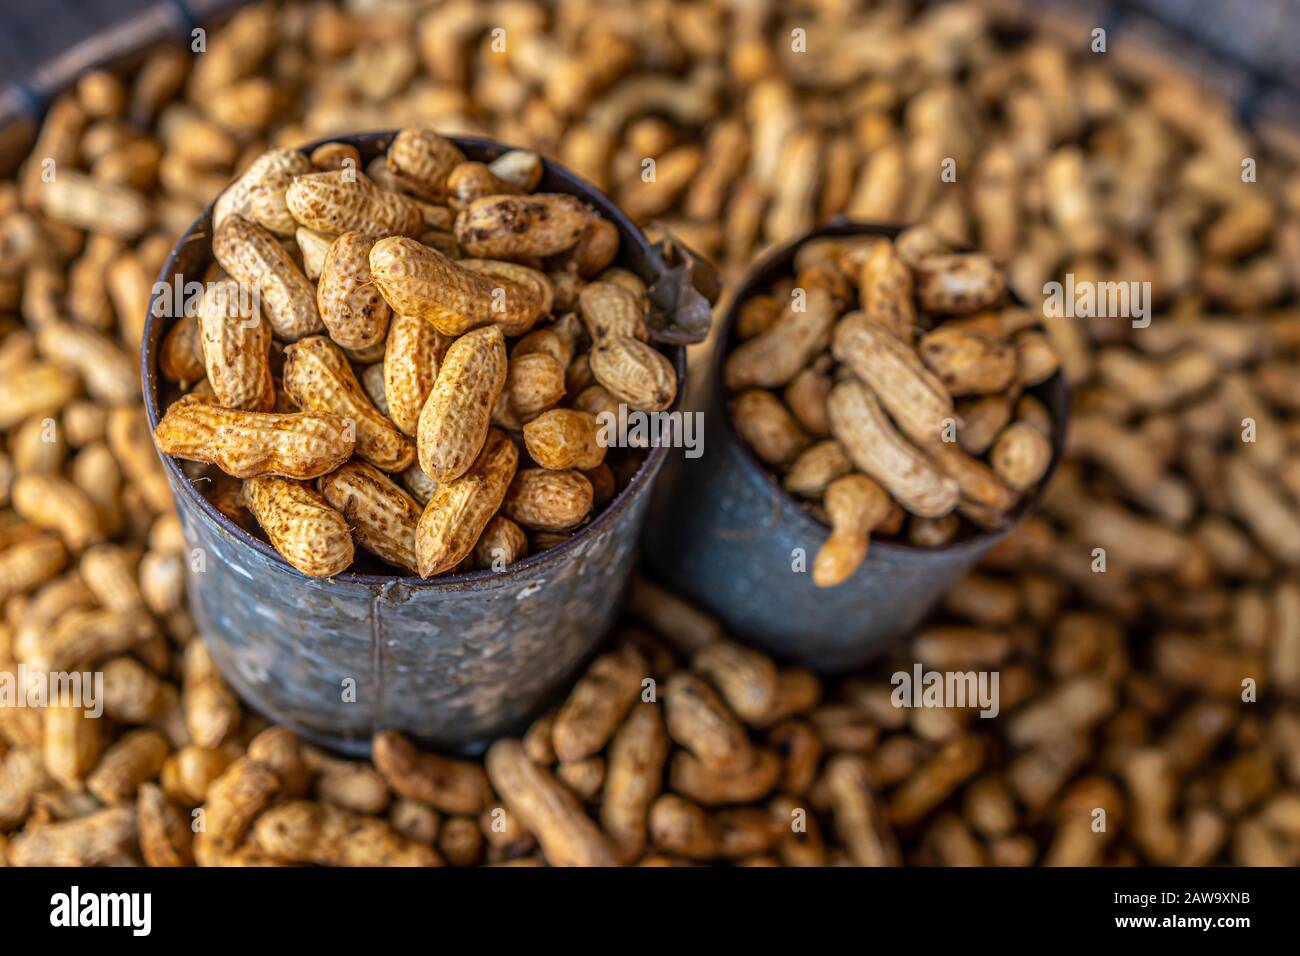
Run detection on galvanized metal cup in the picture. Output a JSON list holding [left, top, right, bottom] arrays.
[[142, 132, 707, 756], [644, 220, 1068, 672]]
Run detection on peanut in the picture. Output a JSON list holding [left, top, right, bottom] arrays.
[[502, 468, 593, 532], [372, 730, 492, 815], [283, 335, 414, 472], [913, 253, 1006, 314], [214, 147, 313, 234], [488, 150, 543, 192], [552, 647, 648, 763], [154, 394, 355, 479], [383, 313, 449, 436], [86, 729, 171, 804], [319, 461, 421, 572], [589, 337, 676, 413], [813, 474, 892, 587], [664, 672, 755, 775], [828, 381, 959, 518], [242, 476, 354, 578], [370, 237, 549, 337], [732, 388, 811, 468], [197, 279, 274, 411], [523, 409, 606, 471], [670, 748, 782, 806], [296, 226, 333, 280], [285, 170, 424, 238], [12, 474, 104, 550], [692, 640, 780, 725], [454, 193, 590, 259], [36, 321, 138, 405], [601, 704, 669, 863], [137, 783, 194, 867], [39, 171, 150, 239], [919, 324, 1018, 396], [990, 422, 1053, 492], [724, 288, 837, 390], [213, 214, 322, 340], [253, 800, 440, 866], [447, 161, 522, 205], [485, 739, 619, 867], [0, 535, 68, 602], [579, 280, 647, 341], [832, 311, 955, 446], [493, 352, 567, 429], [0, 363, 78, 430], [784, 440, 852, 498], [858, 239, 917, 340], [316, 232, 392, 350], [181, 637, 240, 748], [417, 325, 507, 482], [415, 428, 518, 577], [386, 128, 465, 200], [160, 314, 206, 388], [472, 515, 528, 570]]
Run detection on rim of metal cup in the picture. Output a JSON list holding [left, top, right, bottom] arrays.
[[711, 217, 1070, 559], [141, 131, 687, 589]]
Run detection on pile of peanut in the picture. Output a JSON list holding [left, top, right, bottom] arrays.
[[150, 130, 675, 578], [726, 229, 1060, 584], [3, 0, 1300, 866]]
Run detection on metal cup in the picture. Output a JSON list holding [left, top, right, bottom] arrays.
[[644, 220, 1068, 672], [142, 132, 707, 755]]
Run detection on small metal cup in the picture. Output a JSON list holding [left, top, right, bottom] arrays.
[[644, 220, 1068, 672], [142, 132, 706, 755]]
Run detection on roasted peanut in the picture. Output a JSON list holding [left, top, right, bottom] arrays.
[[472, 515, 528, 570], [454, 193, 590, 259], [732, 389, 810, 468], [523, 409, 606, 471], [833, 311, 955, 446], [601, 704, 669, 863], [552, 647, 648, 763], [913, 254, 1006, 314], [386, 128, 465, 200], [213, 214, 322, 340], [919, 325, 1018, 397], [417, 325, 507, 482], [214, 147, 313, 234], [828, 381, 959, 518], [254, 800, 440, 866], [485, 739, 619, 867], [589, 337, 676, 413], [991, 422, 1053, 492], [813, 474, 893, 587], [154, 394, 354, 479], [858, 239, 917, 340], [725, 288, 837, 390], [319, 461, 421, 572], [242, 476, 354, 578], [502, 468, 593, 532], [316, 232, 392, 350], [415, 428, 518, 577], [370, 237, 549, 337], [383, 313, 448, 436], [579, 280, 647, 342], [283, 335, 414, 472], [372, 730, 492, 815], [493, 352, 566, 429], [286, 170, 424, 238], [197, 279, 274, 410], [664, 673, 755, 775]]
